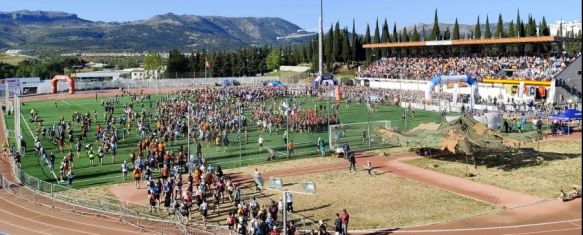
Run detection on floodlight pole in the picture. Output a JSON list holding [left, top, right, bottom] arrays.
[[239, 105, 242, 167], [318, 0, 323, 76], [283, 190, 288, 234], [367, 95, 371, 149], [286, 95, 290, 158], [187, 104, 190, 161]]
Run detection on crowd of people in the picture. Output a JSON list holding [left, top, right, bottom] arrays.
[[359, 55, 575, 81]]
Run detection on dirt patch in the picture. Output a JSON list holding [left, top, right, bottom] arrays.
[[406, 122, 440, 134]]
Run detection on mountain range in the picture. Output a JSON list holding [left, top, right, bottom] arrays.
[[0, 10, 518, 53], [0, 10, 313, 53]]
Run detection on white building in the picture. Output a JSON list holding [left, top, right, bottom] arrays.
[[549, 20, 582, 37]]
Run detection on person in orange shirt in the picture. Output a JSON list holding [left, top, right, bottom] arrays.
[[287, 141, 294, 158]]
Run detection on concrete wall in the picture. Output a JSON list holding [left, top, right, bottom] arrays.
[[279, 66, 310, 73]]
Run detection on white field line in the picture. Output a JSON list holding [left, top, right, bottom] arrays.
[[20, 113, 59, 182]]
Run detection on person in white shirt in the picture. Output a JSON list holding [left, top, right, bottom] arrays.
[[258, 135, 264, 151], [285, 190, 293, 213], [121, 160, 128, 180]]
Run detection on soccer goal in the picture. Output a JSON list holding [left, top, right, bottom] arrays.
[[328, 120, 392, 151]]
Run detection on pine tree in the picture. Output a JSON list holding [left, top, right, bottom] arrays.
[[430, 9, 440, 40], [484, 15, 492, 39], [392, 23, 398, 42], [452, 18, 460, 40], [474, 16, 482, 39], [412, 25, 420, 42], [495, 14, 505, 38], [541, 17, 550, 36]]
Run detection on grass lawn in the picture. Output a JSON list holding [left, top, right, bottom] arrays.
[[5, 92, 442, 189], [0, 53, 26, 65], [406, 139, 582, 199]]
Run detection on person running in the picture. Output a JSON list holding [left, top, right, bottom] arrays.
[[121, 160, 129, 181], [258, 135, 264, 151], [200, 199, 208, 227]]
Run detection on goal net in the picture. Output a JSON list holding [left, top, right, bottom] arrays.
[[328, 120, 394, 152]]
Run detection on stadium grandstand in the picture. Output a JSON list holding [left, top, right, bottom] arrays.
[[357, 36, 581, 105]]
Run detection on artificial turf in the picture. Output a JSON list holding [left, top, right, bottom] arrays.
[[4, 93, 443, 188]]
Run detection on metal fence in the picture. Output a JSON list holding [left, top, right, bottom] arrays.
[[39, 77, 279, 94]]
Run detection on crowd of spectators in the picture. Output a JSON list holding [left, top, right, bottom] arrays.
[[359, 55, 576, 81]]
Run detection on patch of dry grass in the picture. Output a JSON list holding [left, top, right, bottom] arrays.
[[224, 156, 344, 176], [407, 140, 582, 199], [247, 169, 497, 229]]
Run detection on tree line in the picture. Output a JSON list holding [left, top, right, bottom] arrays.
[[2, 9, 581, 79]]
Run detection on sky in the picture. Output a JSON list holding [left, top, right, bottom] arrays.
[[2, 0, 581, 33]]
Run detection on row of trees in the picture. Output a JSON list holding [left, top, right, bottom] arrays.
[[0, 57, 85, 79]]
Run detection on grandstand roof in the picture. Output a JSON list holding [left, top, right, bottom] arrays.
[[363, 36, 568, 48]]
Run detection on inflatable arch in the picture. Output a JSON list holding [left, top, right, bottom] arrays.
[[425, 75, 479, 107], [51, 75, 75, 94]]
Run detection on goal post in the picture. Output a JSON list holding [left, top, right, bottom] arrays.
[[328, 120, 392, 152]]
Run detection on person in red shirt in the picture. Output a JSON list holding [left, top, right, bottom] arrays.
[[341, 209, 349, 235]]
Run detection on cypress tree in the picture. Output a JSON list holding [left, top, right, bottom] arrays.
[[422, 25, 427, 41], [452, 18, 460, 40], [351, 19, 358, 61], [392, 23, 398, 42], [430, 9, 440, 40], [364, 24, 372, 62], [381, 18, 390, 57], [333, 22, 342, 62], [443, 27, 451, 40], [402, 27, 410, 42], [325, 24, 334, 66], [508, 20, 515, 37], [412, 25, 420, 42], [541, 17, 550, 36], [515, 9, 522, 37], [484, 15, 492, 39], [372, 18, 381, 59], [558, 20, 563, 37], [341, 27, 350, 63], [495, 14, 505, 38], [474, 16, 482, 39]]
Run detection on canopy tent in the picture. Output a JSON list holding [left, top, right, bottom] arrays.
[[549, 109, 582, 121]]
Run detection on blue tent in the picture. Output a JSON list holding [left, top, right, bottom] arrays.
[[549, 109, 582, 121]]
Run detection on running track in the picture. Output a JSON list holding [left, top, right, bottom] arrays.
[[1, 89, 581, 235]]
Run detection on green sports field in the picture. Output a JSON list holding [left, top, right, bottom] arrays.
[[5, 93, 442, 188]]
